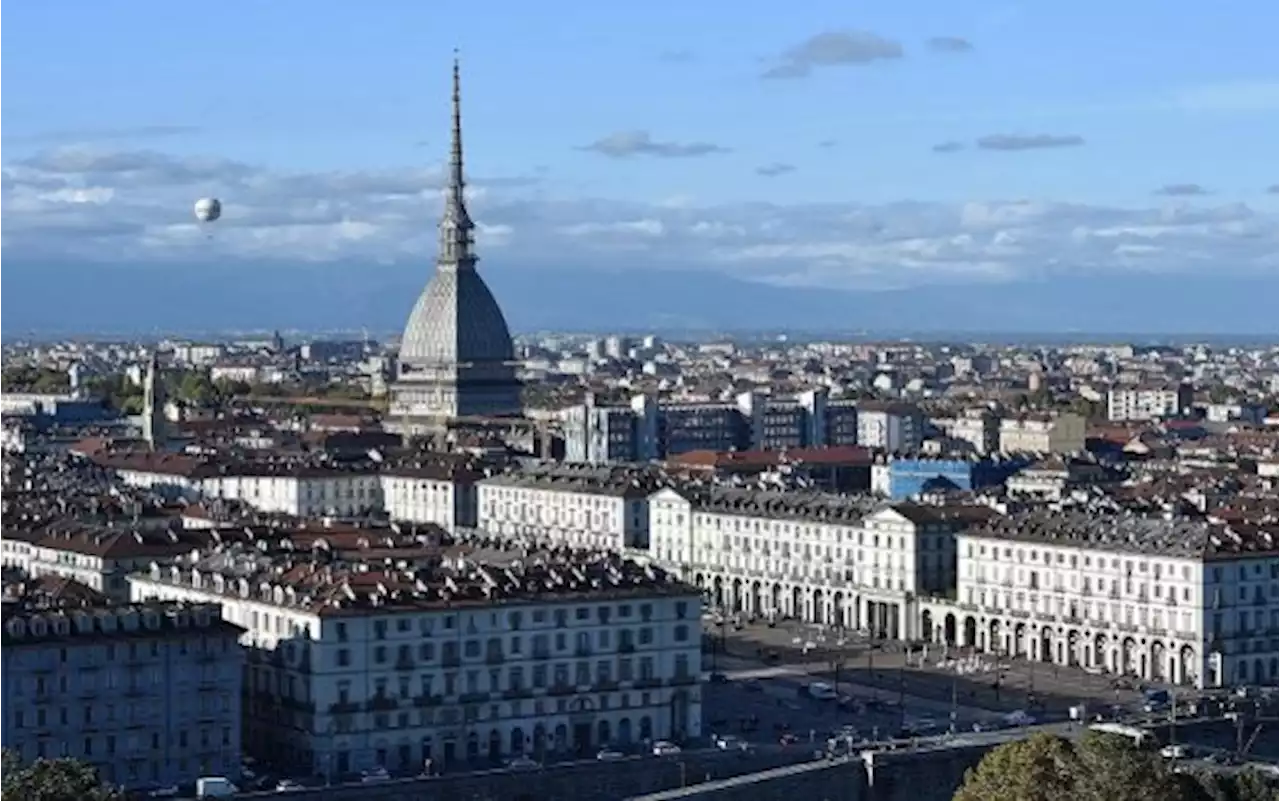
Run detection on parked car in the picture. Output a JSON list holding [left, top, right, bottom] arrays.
[[596, 748, 625, 761], [652, 740, 682, 756]]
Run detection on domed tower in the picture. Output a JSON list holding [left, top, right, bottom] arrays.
[[389, 57, 523, 437]]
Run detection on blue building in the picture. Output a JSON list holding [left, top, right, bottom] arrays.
[[1, 600, 245, 792], [887, 456, 1028, 500]]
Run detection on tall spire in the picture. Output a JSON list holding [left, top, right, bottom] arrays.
[[437, 50, 476, 270]]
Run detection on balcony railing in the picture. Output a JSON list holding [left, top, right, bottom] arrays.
[[574, 646, 592, 657], [413, 694, 443, 708], [593, 679, 619, 692], [365, 696, 398, 712], [669, 674, 698, 686], [617, 643, 637, 654], [548, 683, 574, 697], [485, 653, 505, 665], [441, 654, 462, 668], [634, 677, 662, 689], [395, 655, 415, 671], [531, 650, 551, 661], [502, 688, 533, 700], [329, 701, 360, 714], [458, 692, 489, 705]]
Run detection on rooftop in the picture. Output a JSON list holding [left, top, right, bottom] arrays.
[[964, 508, 1277, 560]]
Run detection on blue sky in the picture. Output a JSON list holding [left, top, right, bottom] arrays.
[[6, 0, 1276, 205], [2, 0, 1277, 330]]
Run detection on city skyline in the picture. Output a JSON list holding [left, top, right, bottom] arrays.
[[2, 1, 1277, 334]]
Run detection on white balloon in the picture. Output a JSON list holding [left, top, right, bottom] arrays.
[[194, 197, 222, 223]]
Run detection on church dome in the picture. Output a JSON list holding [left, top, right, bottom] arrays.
[[398, 267, 515, 367]]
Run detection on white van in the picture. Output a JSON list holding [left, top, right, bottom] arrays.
[[807, 681, 838, 700], [195, 776, 238, 798]]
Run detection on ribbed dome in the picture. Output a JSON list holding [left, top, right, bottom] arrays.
[[398, 268, 515, 367]]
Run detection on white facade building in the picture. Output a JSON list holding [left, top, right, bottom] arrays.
[[997, 413, 1086, 455], [1107, 384, 1193, 422], [648, 486, 995, 641], [476, 465, 661, 552], [856, 403, 924, 453], [90, 452, 381, 518], [923, 510, 1279, 690], [129, 546, 703, 778], [380, 464, 483, 531]]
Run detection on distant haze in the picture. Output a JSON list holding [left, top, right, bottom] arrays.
[[3, 260, 1275, 338]]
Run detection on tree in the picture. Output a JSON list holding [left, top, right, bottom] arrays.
[[956, 732, 1277, 801], [1, 750, 124, 801]]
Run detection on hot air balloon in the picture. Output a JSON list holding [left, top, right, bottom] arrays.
[[194, 198, 222, 224]]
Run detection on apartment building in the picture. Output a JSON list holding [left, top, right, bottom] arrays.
[[560, 389, 860, 464], [379, 458, 487, 531], [647, 486, 996, 641], [0, 523, 205, 602], [997, 412, 1086, 455], [1107, 383, 1194, 422], [0, 601, 244, 791], [129, 545, 703, 779], [476, 464, 665, 552], [933, 509, 1278, 689], [89, 450, 382, 518]]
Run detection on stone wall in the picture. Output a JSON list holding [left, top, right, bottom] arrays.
[[620, 741, 996, 801], [237, 749, 812, 801]]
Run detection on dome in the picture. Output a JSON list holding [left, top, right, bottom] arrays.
[[398, 267, 515, 368]]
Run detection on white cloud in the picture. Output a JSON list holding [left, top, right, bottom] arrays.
[[2, 147, 1276, 290]]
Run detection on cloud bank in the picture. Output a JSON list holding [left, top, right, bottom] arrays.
[[2, 146, 1276, 293], [579, 131, 728, 159], [762, 31, 904, 79]]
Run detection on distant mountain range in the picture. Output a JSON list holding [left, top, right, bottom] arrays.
[[2, 260, 1275, 338]]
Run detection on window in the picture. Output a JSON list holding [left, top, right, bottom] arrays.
[[335, 649, 350, 667], [674, 625, 689, 643]]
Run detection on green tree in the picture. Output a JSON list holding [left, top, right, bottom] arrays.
[[1, 750, 124, 801], [953, 732, 1187, 801]]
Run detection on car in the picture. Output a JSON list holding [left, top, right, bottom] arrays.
[[147, 787, 180, 798], [506, 756, 541, 771], [360, 767, 391, 783], [652, 740, 682, 756], [1160, 744, 1189, 760], [274, 779, 306, 793], [595, 748, 625, 761], [806, 682, 837, 701], [714, 734, 748, 751]]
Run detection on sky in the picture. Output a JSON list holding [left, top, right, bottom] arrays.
[[2, 1, 1278, 331]]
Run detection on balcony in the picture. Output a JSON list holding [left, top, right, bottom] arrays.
[[281, 697, 315, 713], [329, 701, 360, 715], [502, 687, 533, 700], [413, 694, 444, 708], [634, 677, 662, 690], [617, 642, 637, 655], [669, 674, 698, 687], [458, 692, 488, 705], [593, 679, 619, 692], [531, 650, 551, 661], [485, 652, 505, 666], [441, 654, 462, 668], [574, 646, 592, 658], [548, 683, 575, 697], [395, 655, 415, 671], [365, 695, 398, 712]]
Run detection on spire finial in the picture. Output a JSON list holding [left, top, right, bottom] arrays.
[[437, 50, 476, 269]]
